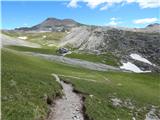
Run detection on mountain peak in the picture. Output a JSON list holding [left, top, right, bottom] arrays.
[[44, 17, 76, 23], [15, 17, 81, 31], [146, 23, 160, 28], [63, 18, 75, 22], [45, 17, 59, 20], [41, 17, 79, 26]]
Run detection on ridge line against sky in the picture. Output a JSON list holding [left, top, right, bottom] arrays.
[[1, 0, 160, 29]]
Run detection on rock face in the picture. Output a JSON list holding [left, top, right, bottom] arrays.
[[58, 48, 69, 54], [61, 25, 160, 71], [15, 17, 82, 32]]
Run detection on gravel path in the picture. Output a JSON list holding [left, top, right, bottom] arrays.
[[27, 52, 121, 71], [47, 74, 84, 120]]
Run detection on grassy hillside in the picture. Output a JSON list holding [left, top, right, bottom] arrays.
[[66, 52, 121, 66], [2, 30, 66, 46], [7, 45, 121, 66], [61, 72, 160, 120], [1, 49, 62, 120], [7, 45, 58, 55], [2, 48, 160, 120]]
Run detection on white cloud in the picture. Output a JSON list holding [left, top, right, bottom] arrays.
[[106, 17, 121, 26], [100, 4, 109, 10], [133, 18, 158, 24], [86, 0, 109, 9], [68, 0, 78, 8], [137, 0, 160, 8], [108, 21, 118, 26], [68, 0, 160, 9], [110, 17, 117, 21]]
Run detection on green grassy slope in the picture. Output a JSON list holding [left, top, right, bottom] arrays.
[[7, 45, 121, 66], [1, 49, 62, 120], [7, 45, 58, 55], [2, 48, 101, 120], [66, 52, 121, 66], [2, 48, 160, 120]]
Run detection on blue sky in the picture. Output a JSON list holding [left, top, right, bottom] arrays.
[[1, 0, 160, 29]]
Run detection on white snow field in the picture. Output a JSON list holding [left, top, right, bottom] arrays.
[[120, 62, 151, 73], [18, 36, 28, 40], [130, 54, 152, 65]]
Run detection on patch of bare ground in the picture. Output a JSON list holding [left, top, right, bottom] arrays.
[[46, 74, 91, 120]]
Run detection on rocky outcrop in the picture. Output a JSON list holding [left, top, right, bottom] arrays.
[[60, 25, 160, 71]]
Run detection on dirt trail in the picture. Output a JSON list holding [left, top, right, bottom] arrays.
[[59, 74, 97, 82], [47, 74, 84, 120], [27, 52, 121, 72]]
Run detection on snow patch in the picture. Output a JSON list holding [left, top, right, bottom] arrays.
[[89, 94, 93, 98], [18, 36, 28, 40], [47, 44, 55, 47], [120, 62, 151, 73], [130, 54, 152, 65], [132, 117, 136, 120], [43, 35, 46, 38], [39, 30, 51, 33]]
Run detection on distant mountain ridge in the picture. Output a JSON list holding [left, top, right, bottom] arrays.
[[146, 23, 160, 28], [15, 17, 160, 33], [143, 23, 160, 33], [15, 17, 83, 31]]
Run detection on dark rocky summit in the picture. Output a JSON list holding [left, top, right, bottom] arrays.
[[15, 17, 82, 32]]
